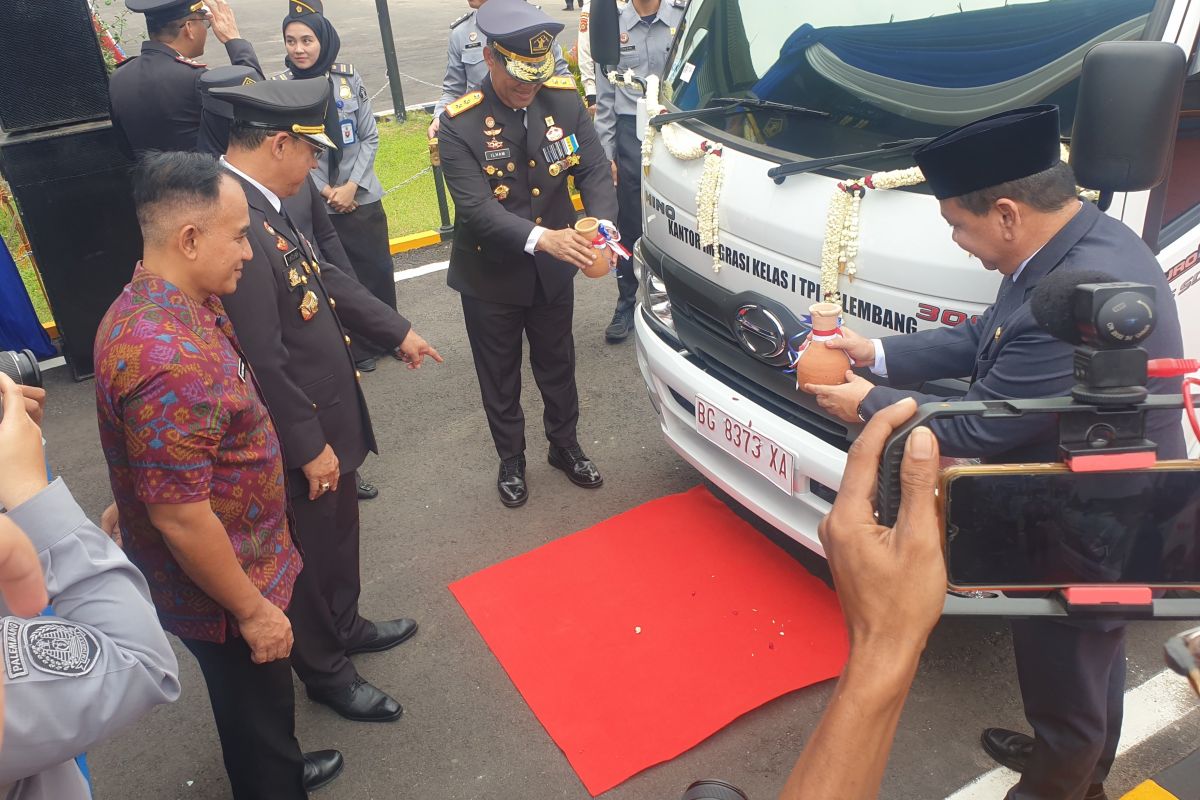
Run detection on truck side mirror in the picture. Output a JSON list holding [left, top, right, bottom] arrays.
[[589, 0, 622, 72], [1070, 41, 1186, 194]]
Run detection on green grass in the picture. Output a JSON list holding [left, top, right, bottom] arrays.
[[375, 112, 455, 237], [0, 112, 450, 329]]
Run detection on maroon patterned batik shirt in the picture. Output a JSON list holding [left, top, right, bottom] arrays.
[[94, 263, 302, 642]]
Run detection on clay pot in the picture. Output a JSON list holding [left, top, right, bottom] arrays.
[[574, 216, 611, 278], [795, 302, 852, 391]]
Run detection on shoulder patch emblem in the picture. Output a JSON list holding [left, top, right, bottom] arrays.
[[174, 55, 207, 68], [3, 618, 27, 680], [22, 621, 100, 678], [329, 62, 354, 76], [450, 10, 474, 29], [271, 69, 293, 81], [543, 76, 577, 90], [446, 90, 484, 117]]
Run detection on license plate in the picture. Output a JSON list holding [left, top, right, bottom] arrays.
[[695, 395, 794, 494]]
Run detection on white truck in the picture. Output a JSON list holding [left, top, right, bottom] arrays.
[[629, 0, 1200, 578]]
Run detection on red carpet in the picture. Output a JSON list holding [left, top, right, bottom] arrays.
[[449, 486, 849, 796]]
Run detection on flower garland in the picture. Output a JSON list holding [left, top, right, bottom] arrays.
[[638, 73, 728, 273], [819, 167, 924, 305]]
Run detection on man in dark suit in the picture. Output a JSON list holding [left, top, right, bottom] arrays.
[[207, 77, 442, 723], [807, 106, 1185, 800], [438, 0, 620, 508], [111, 0, 261, 155]]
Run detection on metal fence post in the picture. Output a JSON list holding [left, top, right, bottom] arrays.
[[428, 138, 454, 234], [374, 0, 407, 121]]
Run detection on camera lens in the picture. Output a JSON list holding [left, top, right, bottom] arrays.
[[1094, 291, 1154, 346], [682, 780, 749, 800], [0, 349, 43, 388]]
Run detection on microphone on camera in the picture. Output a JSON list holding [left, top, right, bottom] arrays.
[[1030, 268, 1120, 345]]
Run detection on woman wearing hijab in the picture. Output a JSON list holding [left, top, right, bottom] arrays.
[[277, 0, 395, 374]]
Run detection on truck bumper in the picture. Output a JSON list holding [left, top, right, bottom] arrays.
[[633, 306, 849, 556]]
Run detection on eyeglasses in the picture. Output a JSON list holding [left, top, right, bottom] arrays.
[[184, 16, 211, 28], [289, 134, 326, 155]]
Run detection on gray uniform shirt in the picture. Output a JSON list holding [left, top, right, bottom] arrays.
[[433, 11, 572, 118], [273, 66, 385, 208], [0, 479, 180, 800], [594, 0, 685, 158]]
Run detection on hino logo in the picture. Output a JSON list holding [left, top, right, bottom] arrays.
[[734, 304, 787, 359]]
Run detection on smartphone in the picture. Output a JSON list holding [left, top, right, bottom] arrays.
[[940, 460, 1200, 590]]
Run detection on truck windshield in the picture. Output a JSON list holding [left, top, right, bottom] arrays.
[[664, 0, 1156, 171]]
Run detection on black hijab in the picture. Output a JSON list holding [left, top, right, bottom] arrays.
[[282, 4, 343, 181]]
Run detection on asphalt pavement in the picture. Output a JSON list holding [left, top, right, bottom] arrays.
[[37, 239, 1200, 800]]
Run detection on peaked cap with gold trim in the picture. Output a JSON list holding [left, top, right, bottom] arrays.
[[126, 0, 205, 27], [477, 0, 564, 84], [208, 77, 337, 150]]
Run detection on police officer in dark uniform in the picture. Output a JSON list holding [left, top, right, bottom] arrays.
[[110, 0, 262, 154], [438, 0, 620, 508], [208, 77, 443, 723]]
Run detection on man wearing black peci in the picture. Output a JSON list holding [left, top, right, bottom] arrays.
[[807, 106, 1185, 800], [208, 77, 442, 723], [437, 0, 620, 508]]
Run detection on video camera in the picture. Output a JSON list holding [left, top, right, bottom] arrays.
[[875, 269, 1200, 617]]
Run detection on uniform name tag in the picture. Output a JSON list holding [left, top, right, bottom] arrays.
[[464, 41, 482, 49], [341, 118, 356, 145], [620, 44, 636, 52], [284, 248, 303, 268], [238, 358, 247, 383], [484, 148, 511, 161]]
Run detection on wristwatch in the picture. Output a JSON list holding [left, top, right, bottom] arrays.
[[856, 398, 868, 423]]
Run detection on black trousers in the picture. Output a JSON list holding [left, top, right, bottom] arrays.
[[460, 281, 580, 461], [1007, 619, 1126, 800], [182, 636, 307, 800], [331, 200, 397, 358], [286, 476, 373, 692], [613, 114, 643, 313]]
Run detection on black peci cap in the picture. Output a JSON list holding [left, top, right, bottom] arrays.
[[126, 0, 205, 27], [207, 77, 336, 150], [914, 105, 1063, 200], [477, 0, 564, 84]]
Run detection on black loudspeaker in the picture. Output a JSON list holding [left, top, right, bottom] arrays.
[[0, 0, 113, 132], [0, 122, 141, 379]]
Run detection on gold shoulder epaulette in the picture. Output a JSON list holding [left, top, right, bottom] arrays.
[[329, 62, 354, 76], [270, 69, 293, 81], [446, 90, 484, 117], [543, 75, 577, 90]]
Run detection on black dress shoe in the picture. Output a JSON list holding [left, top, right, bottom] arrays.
[[302, 749, 344, 792], [548, 445, 603, 488], [307, 676, 403, 722], [981, 727, 1033, 772], [355, 356, 378, 373], [498, 455, 528, 508], [357, 476, 379, 500], [347, 618, 418, 655], [604, 308, 634, 343]]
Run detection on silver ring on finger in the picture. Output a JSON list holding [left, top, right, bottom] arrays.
[[320, 481, 331, 491]]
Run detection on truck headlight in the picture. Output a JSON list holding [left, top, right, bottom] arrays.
[[636, 242, 675, 336]]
